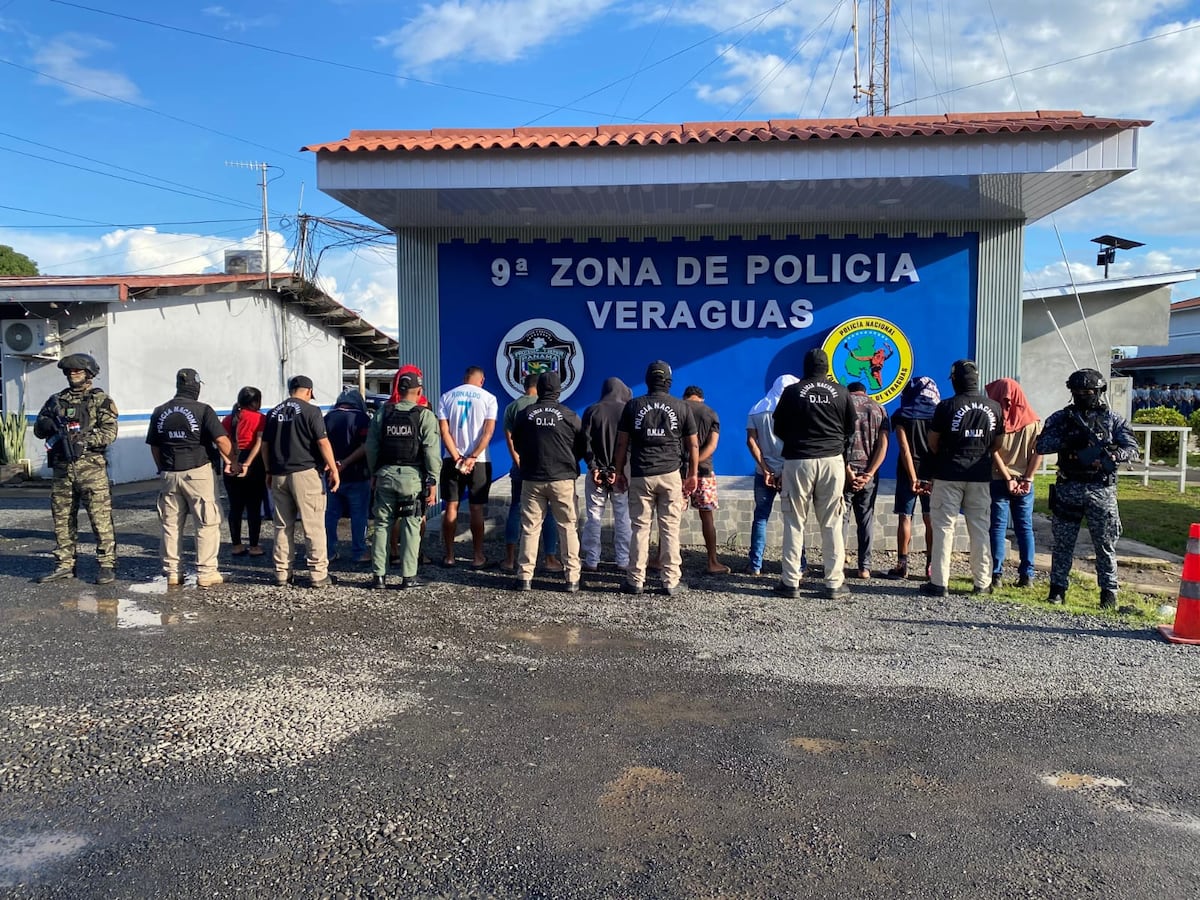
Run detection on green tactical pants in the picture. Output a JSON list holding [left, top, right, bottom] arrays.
[[371, 465, 425, 578]]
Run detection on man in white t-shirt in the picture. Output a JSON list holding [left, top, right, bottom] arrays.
[[436, 366, 498, 567]]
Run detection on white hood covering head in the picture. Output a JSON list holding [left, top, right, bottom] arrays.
[[748, 374, 799, 415]]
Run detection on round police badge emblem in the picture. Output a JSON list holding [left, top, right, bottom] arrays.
[[495, 318, 584, 402], [822, 316, 913, 405]]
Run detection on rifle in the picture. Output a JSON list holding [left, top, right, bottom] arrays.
[[1069, 411, 1117, 475]]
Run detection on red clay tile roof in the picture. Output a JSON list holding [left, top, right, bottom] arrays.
[[302, 111, 1150, 154], [1171, 296, 1200, 311]]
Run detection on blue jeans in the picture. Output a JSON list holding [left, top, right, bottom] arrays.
[[325, 478, 371, 559], [505, 467, 558, 554], [989, 479, 1035, 578], [749, 473, 778, 572]]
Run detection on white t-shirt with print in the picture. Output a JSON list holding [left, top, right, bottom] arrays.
[[437, 383, 499, 463]]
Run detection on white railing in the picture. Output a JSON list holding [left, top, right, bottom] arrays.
[[1037, 425, 1192, 493]]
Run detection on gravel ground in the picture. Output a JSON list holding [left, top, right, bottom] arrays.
[[1, 489, 1198, 898]]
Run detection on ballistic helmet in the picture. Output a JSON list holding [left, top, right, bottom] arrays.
[[58, 353, 99, 378], [1067, 368, 1107, 410]]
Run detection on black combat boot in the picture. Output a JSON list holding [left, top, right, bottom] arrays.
[[1099, 589, 1118, 610], [96, 566, 115, 585], [1046, 584, 1067, 604], [38, 564, 75, 584]]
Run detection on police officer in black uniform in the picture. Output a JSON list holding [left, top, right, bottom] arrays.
[[511, 371, 588, 592], [366, 368, 440, 589], [1036, 368, 1138, 609]]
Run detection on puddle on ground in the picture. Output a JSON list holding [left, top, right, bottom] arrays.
[[506, 625, 646, 653], [129, 574, 196, 594], [0, 831, 89, 886], [1041, 772, 1126, 791], [64, 595, 199, 629]]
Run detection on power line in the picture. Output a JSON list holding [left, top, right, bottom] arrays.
[[891, 20, 1200, 109], [47, 0, 653, 123]]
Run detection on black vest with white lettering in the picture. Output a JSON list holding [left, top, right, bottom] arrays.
[[378, 405, 425, 468]]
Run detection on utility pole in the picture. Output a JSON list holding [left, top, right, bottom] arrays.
[[225, 161, 272, 289], [852, 1, 891, 116]]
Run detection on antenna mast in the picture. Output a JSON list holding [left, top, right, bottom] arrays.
[[852, 1, 891, 116]]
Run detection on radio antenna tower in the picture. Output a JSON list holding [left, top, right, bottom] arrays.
[[852, 0, 891, 115]]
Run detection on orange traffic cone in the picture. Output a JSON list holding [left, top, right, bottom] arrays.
[[1159, 522, 1200, 645]]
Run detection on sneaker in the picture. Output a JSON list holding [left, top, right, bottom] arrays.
[[1016, 574, 1032, 588], [197, 573, 224, 589], [619, 581, 643, 596], [825, 584, 851, 600], [564, 581, 581, 594], [1099, 589, 1118, 610], [401, 576, 424, 590], [919, 582, 947, 597], [310, 576, 334, 589], [749, 568, 762, 577], [37, 565, 75, 584], [773, 583, 799, 600], [95, 566, 115, 585], [1047, 584, 1067, 604], [371, 575, 387, 590], [991, 574, 1002, 590], [513, 579, 532, 592], [581, 563, 599, 573], [664, 582, 689, 598]]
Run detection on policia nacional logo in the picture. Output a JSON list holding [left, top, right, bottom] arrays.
[[822, 316, 913, 405], [496, 318, 584, 402]]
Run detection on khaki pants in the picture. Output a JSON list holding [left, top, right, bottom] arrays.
[[517, 479, 580, 582], [779, 456, 846, 589], [158, 463, 221, 578], [271, 469, 329, 582], [627, 472, 684, 589], [929, 480, 992, 589]]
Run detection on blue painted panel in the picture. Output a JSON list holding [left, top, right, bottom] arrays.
[[437, 233, 978, 478]]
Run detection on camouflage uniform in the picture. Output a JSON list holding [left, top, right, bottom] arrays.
[[33, 385, 119, 568], [1035, 405, 1137, 590]]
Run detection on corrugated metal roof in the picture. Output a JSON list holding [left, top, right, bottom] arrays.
[[303, 111, 1151, 154], [0, 274, 399, 368]]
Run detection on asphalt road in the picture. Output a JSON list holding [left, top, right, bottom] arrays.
[[1, 488, 1198, 898]]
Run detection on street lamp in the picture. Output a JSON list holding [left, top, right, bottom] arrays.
[[1091, 234, 1144, 279]]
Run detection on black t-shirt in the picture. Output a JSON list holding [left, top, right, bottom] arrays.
[[928, 391, 1004, 481], [618, 391, 698, 477], [262, 398, 328, 475], [772, 377, 856, 460], [145, 395, 224, 472], [512, 400, 586, 483], [892, 412, 935, 482], [685, 402, 721, 477]]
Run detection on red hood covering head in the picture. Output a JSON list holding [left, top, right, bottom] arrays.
[[985, 377, 1038, 433], [389, 365, 429, 406]]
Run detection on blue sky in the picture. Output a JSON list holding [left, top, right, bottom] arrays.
[[3, 0, 1200, 338]]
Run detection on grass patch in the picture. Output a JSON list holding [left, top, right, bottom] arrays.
[[1032, 474, 1200, 556], [947, 573, 1167, 625]]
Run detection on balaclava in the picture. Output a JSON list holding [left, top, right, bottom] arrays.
[[645, 360, 672, 393], [950, 359, 979, 393], [536, 371, 562, 402], [176, 368, 202, 401], [803, 348, 830, 378]]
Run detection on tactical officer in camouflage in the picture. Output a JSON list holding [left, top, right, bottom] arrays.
[[32, 353, 119, 584], [1035, 368, 1138, 609]]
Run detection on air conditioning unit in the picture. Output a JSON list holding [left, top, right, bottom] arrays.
[[0, 319, 61, 359], [224, 250, 263, 275]]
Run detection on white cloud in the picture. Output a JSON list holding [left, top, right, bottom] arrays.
[[308, 244, 399, 338], [201, 6, 278, 32], [32, 34, 143, 103], [377, 0, 616, 70]]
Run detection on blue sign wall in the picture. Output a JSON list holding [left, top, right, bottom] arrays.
[[437, 233, 978, 478]]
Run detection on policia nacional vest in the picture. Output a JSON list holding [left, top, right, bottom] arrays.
[[378, 404, 427, 469]]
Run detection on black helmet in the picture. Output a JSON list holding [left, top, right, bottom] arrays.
[[1066, 368, 1106, 392], [58, 353, 99, 378]]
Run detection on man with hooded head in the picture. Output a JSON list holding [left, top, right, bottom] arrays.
[[510, 372, 587, 592], [34, 353, 119, 584], [771, 348, 857, 600], [745, 373, 798, 577], [613, 361, 698, 597], [1035, 368, 1138, 608], [580, 376, 633, 572], [146, 368, 239, 588], [918, 359, 1004, 597], [323, 387, 372, 565]]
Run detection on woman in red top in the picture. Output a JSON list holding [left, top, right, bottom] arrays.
[[221, 386, 268, 556]]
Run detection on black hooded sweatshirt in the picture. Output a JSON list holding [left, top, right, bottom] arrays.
[[772, 349, 856, 460], [511, 373, 586, 483], [618, 364, 697, 477], [925, 360, 1004, 481], [581, 377, 632, 471]]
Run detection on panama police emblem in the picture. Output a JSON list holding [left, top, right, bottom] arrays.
[[822, 316, 913, 405], [496, 318, 584, 402]]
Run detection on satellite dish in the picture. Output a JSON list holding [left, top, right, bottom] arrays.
[[4, 322, 34, 353]]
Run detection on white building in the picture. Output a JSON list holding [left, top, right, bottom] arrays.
[[0, 274, 398, 483]]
